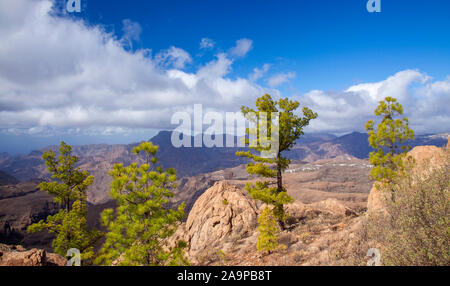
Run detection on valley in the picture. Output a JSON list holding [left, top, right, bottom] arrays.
[[0, 131, 447, 252]]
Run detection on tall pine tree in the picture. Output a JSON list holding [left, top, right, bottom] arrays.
[[27, 141, 102, 264], [365, 97, 415, 183], [96, 142, 188, 266], [237, 94, 317, 229]]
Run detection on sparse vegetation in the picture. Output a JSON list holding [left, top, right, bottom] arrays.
[[330, 98, 450, 266], [298, 232, 311, 243], [256, 207, 280, 253], [216, 249, 227, 265], [27, 142, 103, 264], [95, 142, 188, 266], [366, 154, 450, 265]]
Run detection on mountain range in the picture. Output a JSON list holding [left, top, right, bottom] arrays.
[[0, 131, 447, 205]]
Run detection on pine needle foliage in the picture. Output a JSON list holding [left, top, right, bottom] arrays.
[[365, 96, 414, 184], [256, 207, 280, 253], [237, 94, 317, 228], [96, 142, 188, 266], [27, 141, 102, 264]]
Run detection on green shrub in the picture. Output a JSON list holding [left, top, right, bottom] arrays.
[[257, 207, 280, 253]]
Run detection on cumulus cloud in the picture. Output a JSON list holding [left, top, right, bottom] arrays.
[[249, 64, 270, 82], [0, 0, 448, 138], [268, 72, 296, 87], [298, 70, 450, 134], [229, 38, 253, 58], [0, 0, 268, 135], [199, 38, 215, 50], [155, 46, 193, 69]]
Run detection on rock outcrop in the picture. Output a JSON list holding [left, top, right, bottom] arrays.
[[171, 181, 258, 262], [0, 244, 66, 266], [169, 180, 360, 265], [172, 164, 253, 214], [367, 137, 449, 213]]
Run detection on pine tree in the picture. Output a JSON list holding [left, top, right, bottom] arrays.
[[27, 141, 103, 263], [365, 97, 414, 184], [237, 94, 317, 228], [256, 207, 279, 253], [95, 142, 188, 266]]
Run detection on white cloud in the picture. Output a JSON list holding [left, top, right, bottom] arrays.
[[268, 72, 296, 87], [121, 19, 142, 49], [229, 38, 253, 58], [298, 70, 450, 134], [249, 64, 270, 81], [155, 46, 193, 69], [197, 53, 232, 79], [346, 70, 430, 101], [200, 38, 215, 50], [0, 0, 269, 135], [0, 1, 448, 137]]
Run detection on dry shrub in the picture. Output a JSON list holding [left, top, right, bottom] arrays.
[[367, 153, 450, 265]]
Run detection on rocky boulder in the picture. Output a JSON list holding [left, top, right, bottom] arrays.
[[171, 181, 258, 261], [0, 244, 66, 266]]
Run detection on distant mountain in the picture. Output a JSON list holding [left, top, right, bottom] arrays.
[[149, 131, 248, 177], [0, 131, 248, 204], [0, 152, 9, 162], [329, 132, 372, 159], [295, 133, 337, 144], [0, 171, 19, 186], [0, 130, 447, 205], [323, 132, 449, 159], [412, 133, 450, 147]]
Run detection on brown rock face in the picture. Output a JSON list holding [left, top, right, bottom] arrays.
[[366, 182, 384, 213], [173, 181, 258, 261], [367, 140, 449, 213], [0, 182, 59, 249], [0, 244, 66, 266], [171, 164, 253, 214]]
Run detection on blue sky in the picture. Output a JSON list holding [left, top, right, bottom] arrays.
[[81, 0, 450, 92], [0, 0, 449, 154]]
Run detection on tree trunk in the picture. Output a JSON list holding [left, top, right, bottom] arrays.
[[276, 154, 285, 230], [276, 152, 283, 193], [277, 167, 283, 193]]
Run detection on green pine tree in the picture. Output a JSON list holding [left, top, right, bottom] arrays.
[[256, 207, 279, 253], [237, 94, 317, 228], [365, 97, 415, 184], [95, 142, 188, 266], [27, 141, 103, 263]]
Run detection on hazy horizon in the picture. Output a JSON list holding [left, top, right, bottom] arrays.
[[1, 129, 449, 156]]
